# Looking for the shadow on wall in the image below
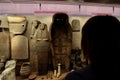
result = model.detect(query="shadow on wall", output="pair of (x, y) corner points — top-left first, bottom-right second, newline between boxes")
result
(84, 0), (120, 4)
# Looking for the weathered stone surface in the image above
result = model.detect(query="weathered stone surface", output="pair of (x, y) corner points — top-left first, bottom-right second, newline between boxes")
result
(8, 21), (27, 35)
(11, 35), (28, 59)
(7, 16), (27, 34)
(0, 32), (10, 59)
(30, 40), (50, 75)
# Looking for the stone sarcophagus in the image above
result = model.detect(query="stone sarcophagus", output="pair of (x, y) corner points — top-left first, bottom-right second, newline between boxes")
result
(30, 20), (50, 75)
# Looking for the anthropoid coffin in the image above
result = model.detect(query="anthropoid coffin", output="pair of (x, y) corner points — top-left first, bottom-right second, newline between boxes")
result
(7, 16), (27, 34)
(0, 31), (10, 59)
(50, 13), (72, 71)
(30, 40), (50, 75)
(11, 35), (28, 59)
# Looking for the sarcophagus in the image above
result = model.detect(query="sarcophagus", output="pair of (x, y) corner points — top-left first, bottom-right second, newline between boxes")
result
(50, 13), (72, 71)
(30, 21), (50, 75)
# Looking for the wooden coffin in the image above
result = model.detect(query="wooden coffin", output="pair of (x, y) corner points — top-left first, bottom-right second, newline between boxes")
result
(50, 13), (72, 71)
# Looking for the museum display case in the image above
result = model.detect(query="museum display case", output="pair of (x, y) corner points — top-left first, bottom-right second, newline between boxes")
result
(0, 1), (120, 80)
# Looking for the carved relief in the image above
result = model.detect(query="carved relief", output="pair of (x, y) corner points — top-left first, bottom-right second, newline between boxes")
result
(71, 19), (80, 31)
(30, 20), (50, 74)
(30, 20), (41, 39)
(7, 16), (27, 34)
(34, 23), (49, 41)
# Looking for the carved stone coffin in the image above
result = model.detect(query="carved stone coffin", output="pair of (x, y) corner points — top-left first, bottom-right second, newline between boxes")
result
(0, 32), (10, 59)
(11, 35), (28, 59)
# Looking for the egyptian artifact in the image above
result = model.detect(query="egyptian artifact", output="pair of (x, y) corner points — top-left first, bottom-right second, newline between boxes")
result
(50, 13), (72, 72)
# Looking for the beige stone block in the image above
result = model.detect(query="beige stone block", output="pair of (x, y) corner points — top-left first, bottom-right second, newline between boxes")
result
(11, 35), (28, 59)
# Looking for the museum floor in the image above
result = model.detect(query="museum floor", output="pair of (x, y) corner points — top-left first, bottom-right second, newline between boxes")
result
(16, 72), (69, 80)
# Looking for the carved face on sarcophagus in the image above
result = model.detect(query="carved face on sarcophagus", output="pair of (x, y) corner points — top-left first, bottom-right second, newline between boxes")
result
(30, 20), (41, 39)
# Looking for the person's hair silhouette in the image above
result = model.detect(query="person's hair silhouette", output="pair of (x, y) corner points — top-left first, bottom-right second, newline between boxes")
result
(65, 16), (120, 80)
